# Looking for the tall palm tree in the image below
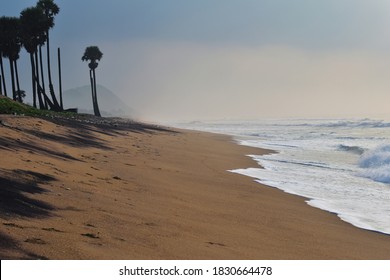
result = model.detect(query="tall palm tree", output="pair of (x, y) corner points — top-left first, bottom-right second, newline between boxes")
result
(37, 0), (61, 109)
(20, 6), (54, 109)
(82, 46), (103, 117)
(0, 17), (21, 101)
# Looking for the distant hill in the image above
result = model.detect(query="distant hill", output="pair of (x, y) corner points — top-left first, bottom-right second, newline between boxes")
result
(62, 85), (133, 117)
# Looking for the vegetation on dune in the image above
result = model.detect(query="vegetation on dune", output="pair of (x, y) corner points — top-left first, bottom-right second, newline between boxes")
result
(0, 95), (48, 116)
(0, 95), (74, 118)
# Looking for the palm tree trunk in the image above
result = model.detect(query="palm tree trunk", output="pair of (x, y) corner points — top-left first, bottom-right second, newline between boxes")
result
(58, 47), (63, 110)
(14, 60), (21, 102)
(36, 80), (55, 109)
(39, 46), (47, 107)
(46, 31), (53, 92)
(0, 55), (7, 97)
(30, 53), (37, 108)
(92, 69), (101, 117)
(34, 52), (45, 109)
(44, 39), (61, 110)
(45, 31), (61, 110)
(9, 59), (16, 101)
(89, 70), (97, 116)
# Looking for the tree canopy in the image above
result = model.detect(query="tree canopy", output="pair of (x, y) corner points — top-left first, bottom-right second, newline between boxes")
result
(19, 7), (48, 54)
(37, 0), (60, 29)
(0, 17), (21, 61)
(82, 46), (103, 70)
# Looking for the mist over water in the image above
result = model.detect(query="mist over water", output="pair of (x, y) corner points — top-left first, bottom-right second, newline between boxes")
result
(175, 119), (390, 234)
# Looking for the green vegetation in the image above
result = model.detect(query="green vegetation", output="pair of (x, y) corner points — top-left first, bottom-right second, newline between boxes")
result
(0, 96), (74, 118)
(0, 96), (46, 116)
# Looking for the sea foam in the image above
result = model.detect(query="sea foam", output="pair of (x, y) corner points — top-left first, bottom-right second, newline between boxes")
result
(173, 119), (390, 234)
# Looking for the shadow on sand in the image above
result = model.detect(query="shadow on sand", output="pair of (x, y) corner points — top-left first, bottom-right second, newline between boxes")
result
(45, 115), (177, 136)
(0, 169), (56, 259)
(0, 115), (178, 259)
(0, 115), (177, 160)
(0, 169), (56, 219)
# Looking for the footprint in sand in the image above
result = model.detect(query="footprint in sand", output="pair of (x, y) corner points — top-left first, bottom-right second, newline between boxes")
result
(3, 222), (24, 229)
(41, 227), (64, 233)
(84, 223), (96, 228)
(25, 238), (46, 245)
(81, 233), (100, 239)
(206, 241), (226, 247)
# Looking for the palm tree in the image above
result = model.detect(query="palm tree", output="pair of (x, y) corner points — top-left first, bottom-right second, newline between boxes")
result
(0, 17), (21, 101)
(82, 46), (103, 117)
(20, 6), (53, 109)
(37, 0), (61, 109)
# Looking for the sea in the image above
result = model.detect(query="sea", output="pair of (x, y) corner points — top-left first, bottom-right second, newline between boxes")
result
(174, 119), (390, 235)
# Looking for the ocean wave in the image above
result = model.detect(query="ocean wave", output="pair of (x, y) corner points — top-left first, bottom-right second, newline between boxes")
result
(318, 120), (390, 128)
(358, 144), (390, 184)
(278, 119), (390, 129)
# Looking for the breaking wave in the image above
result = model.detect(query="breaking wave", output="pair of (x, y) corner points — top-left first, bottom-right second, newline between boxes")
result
(318, 120), (390, 128)
(281, 119), (390, 129)
(359, 145), (390, 184)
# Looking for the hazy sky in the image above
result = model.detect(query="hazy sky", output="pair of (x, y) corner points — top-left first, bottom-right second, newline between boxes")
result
(3, 0), (390, 121)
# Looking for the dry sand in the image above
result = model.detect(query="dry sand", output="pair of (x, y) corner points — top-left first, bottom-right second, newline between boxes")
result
(1, 114), (390, 260)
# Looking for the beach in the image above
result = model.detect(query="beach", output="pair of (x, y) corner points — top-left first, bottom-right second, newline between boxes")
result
(1, 115), (390, 260)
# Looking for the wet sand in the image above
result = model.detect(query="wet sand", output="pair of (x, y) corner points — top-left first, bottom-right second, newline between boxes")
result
(1, 114), (390, 259)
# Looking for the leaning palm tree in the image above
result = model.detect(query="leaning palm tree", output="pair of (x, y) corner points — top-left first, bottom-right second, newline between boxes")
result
(82, 46), (103, 117)
(37, 0), (61, 109)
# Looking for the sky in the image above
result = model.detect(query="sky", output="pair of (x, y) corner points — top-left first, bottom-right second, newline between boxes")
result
(3, 0), (390, 121)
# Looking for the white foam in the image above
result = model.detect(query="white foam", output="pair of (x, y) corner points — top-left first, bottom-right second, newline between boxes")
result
(174, 119), (390, 235)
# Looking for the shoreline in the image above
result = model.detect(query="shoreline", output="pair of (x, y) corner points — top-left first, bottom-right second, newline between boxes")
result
(1, 115), (390, 259)
(229, 134), (390, 237)
(229, 144), (390, 237)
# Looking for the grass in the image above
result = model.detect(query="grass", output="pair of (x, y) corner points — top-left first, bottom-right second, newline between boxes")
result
(0, 96), (76, 118)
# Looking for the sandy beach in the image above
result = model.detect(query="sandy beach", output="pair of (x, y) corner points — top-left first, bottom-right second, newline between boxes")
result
(1, 114), (390, 260)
